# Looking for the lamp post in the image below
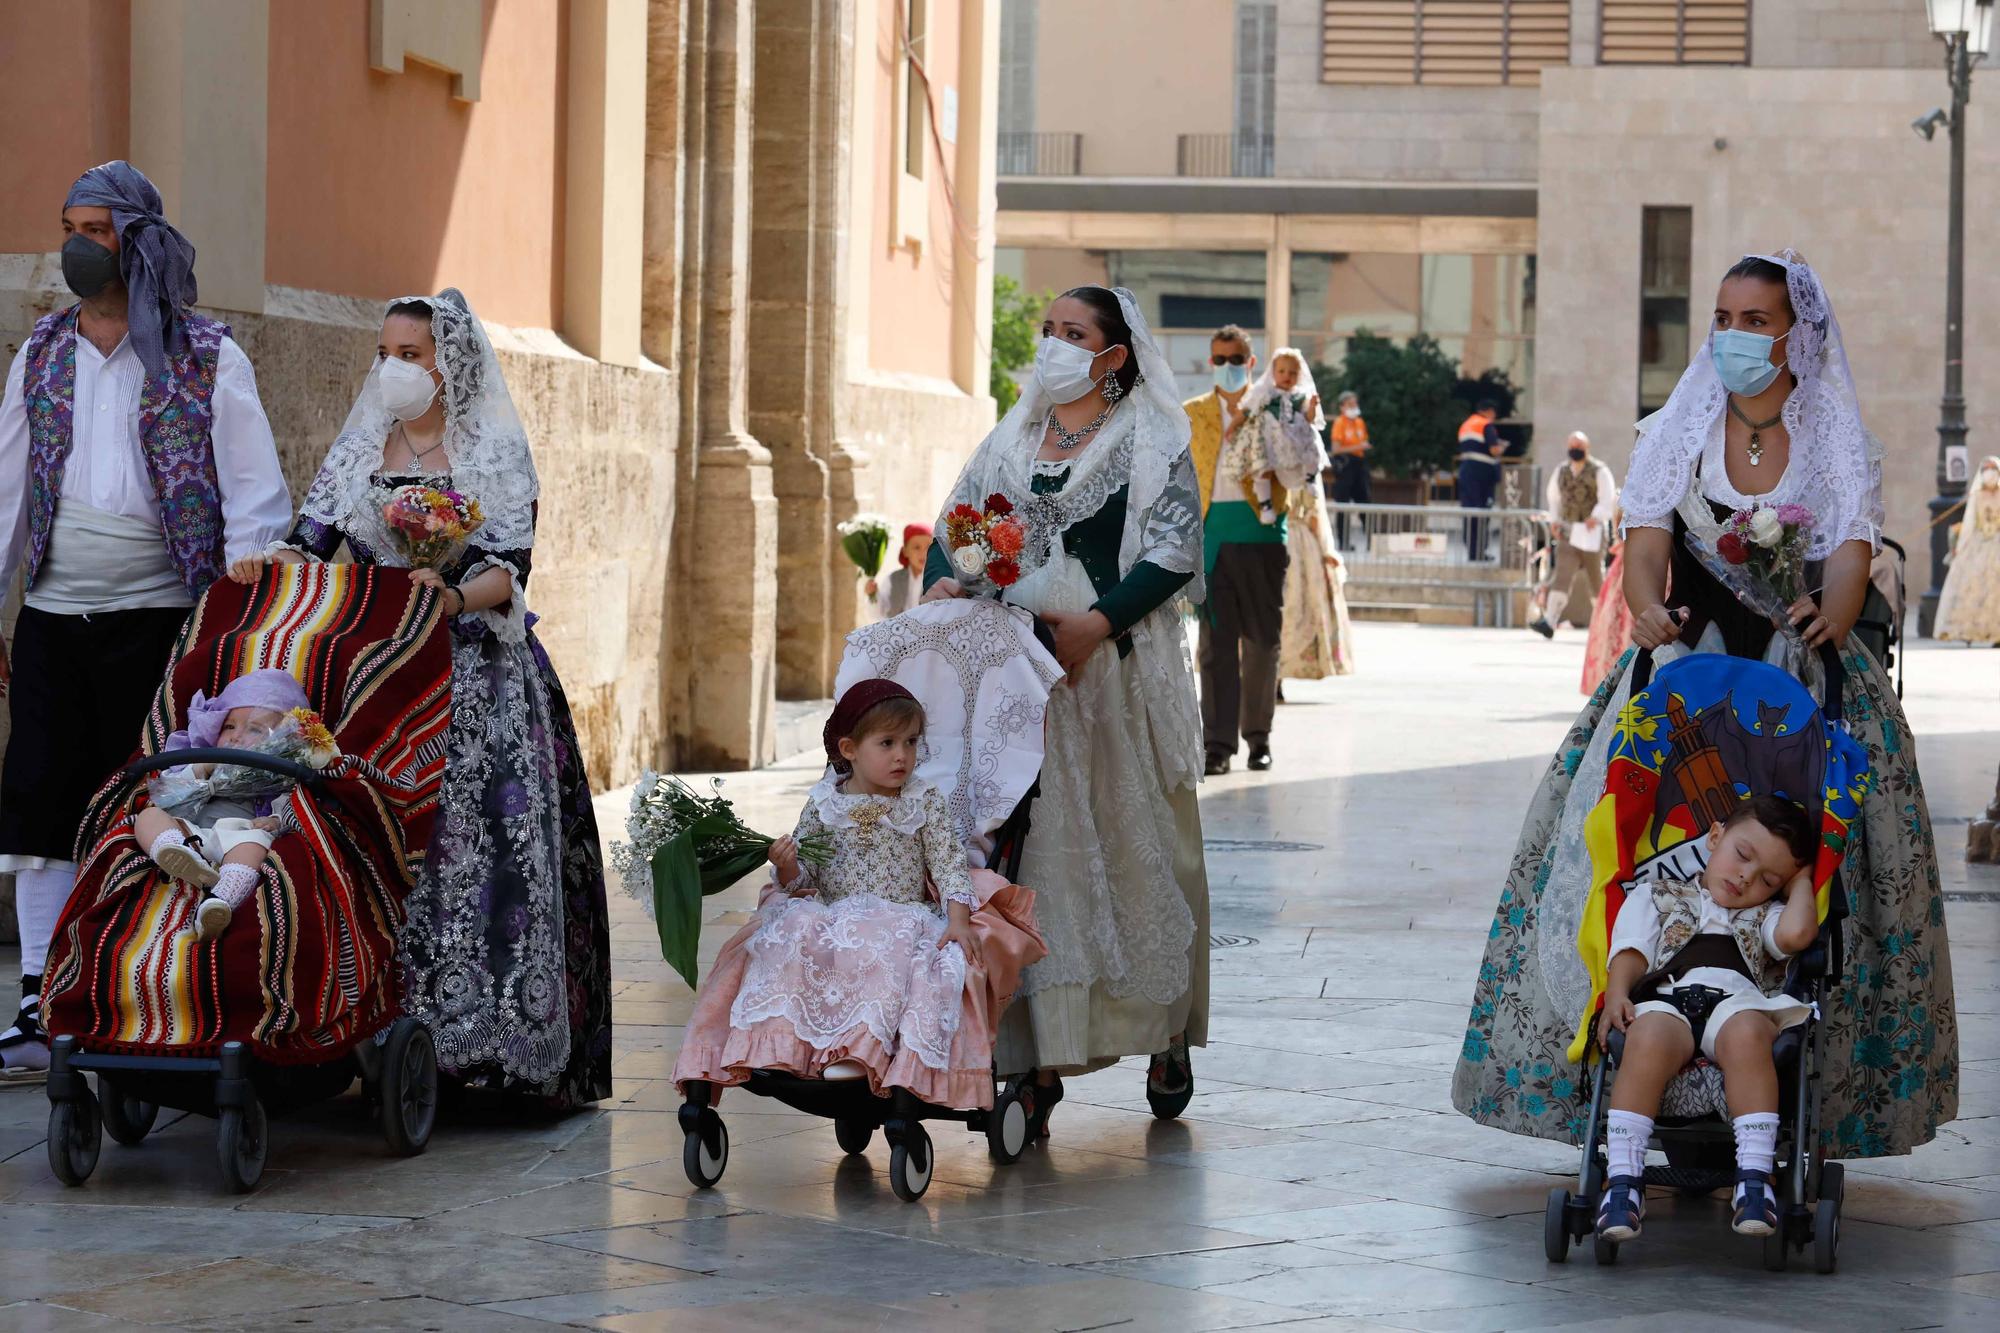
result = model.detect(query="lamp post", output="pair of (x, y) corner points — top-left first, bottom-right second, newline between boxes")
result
(1918, 0), (1993, 637)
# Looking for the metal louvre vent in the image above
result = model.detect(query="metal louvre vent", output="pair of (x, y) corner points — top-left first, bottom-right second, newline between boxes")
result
(1321, 0), (1571, 87)
(1600, 0), (1752, 66)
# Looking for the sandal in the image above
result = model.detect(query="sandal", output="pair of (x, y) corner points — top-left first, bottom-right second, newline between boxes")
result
(1731, 1168), (1779, 1237)
(1596, 1174), (1645, 1242)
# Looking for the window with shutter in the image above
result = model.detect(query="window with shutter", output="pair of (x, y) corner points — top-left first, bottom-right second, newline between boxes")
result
(1600, 1), (1751, 66)
(1321, 0), (1571, 87)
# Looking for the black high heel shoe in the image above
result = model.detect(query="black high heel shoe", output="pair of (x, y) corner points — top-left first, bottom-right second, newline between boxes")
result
(1147, 1035), (1194, 1120)
(1025, 1073), (1065, 1140)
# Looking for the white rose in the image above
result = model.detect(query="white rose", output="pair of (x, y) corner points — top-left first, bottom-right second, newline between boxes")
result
(950, 543), (986, 577)
(1749, 507), (1784, 548)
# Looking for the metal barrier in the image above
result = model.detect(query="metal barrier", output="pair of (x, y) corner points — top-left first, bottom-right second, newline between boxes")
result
(1326, 501), (1551, 628)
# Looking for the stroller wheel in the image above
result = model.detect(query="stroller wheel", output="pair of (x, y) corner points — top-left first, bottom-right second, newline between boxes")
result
(1761, 1223), (1789, 1272)
(1543, 1187), (1573, 1263)
(1592, 1231), (1619, 1266)
(987, 1084), (1030, 1164)
(378, 1018), (438, 1156)
(683, 1107), (728, 1189)
(833, 1118), (873, 1156)
(888, 1122), (933, 1202)
(216, 1098), (268, 1194)
(97, 1076), (159, 1147)
(1812, 1196), (1841, 1274)
(1818, 1160), (1845, 1205)
(47, 1087), (102, 1186)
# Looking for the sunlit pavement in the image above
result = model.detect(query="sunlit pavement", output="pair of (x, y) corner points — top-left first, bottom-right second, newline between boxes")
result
(2, 622), (1995, 1330)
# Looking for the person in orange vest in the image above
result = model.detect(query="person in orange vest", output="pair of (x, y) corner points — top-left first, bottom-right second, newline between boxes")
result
(1456, 399), (1504, 561)
(1328, 390), (1370, 551)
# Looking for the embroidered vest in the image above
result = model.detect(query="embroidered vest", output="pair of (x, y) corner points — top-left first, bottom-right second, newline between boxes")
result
(21, 306), (231, 599)
(1557, 464), (1600, 525)
(1649, 879), (1787, 996)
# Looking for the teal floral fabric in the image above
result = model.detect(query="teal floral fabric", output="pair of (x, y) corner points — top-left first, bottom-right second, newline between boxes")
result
(1451, 645), (1958, 1157)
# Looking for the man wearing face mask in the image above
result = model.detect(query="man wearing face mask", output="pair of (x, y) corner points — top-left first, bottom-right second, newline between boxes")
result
(0, 161), (289, 1078)
(1185, 324), (1286, 776)
(1528, 431), (1619, 640)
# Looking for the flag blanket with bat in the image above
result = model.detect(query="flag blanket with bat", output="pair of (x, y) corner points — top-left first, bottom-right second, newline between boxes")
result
(1566, 654), (1871, 1062)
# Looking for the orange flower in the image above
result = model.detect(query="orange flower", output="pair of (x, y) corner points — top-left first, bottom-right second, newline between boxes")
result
(987, 517), (1025, 557)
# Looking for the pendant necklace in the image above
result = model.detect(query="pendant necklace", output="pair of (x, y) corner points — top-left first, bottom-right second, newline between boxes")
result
(1047, 403), (1112, 452)
(1726, 399), (1781, 467)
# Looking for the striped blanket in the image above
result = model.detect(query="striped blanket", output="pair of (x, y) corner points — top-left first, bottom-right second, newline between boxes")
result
(43, 565), (451, 1064)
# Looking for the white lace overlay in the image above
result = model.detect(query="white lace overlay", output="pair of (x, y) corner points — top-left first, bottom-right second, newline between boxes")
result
(1621, 250), (1883, 557)
(1006, 557), (1196, 1003)
(297, 287), (541, 565)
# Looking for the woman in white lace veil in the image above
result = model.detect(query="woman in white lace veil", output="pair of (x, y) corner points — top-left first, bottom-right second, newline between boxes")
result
(922, 284), (1210, 1129)
(1452, 251), (1957, 1161)
(248, 289), (613, 1109)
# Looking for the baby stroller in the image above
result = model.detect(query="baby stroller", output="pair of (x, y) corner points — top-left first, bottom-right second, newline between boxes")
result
(40, 565), (452, 1193)
(678, 597), (1058, 1202)
(1849, 537), (1906, 697)
(1543, 650), (1870, 1273)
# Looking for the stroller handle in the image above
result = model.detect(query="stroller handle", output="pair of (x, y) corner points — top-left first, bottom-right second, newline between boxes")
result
(119, 748), (326, 788)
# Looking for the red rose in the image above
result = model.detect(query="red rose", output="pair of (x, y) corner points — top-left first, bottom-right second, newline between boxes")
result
(1716, 533), (1750, 565)
(950, 504), (982, 522)
(987, 556), (1021, 587)
(985, 493), (1015, 516)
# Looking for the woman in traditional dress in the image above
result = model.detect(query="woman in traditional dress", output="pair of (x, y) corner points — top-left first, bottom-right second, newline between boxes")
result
(922, 285), (1209, 1130)
(1934, 456), (2000, 644)
(245, 289), (612, 1108)
(1453, 251), (1957, 1160)
(1579, 508), (1635, 694)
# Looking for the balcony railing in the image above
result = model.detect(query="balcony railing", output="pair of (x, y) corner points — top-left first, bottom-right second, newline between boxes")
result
(997, 131), (1082, 176)
(1176, 132), (1274, 178)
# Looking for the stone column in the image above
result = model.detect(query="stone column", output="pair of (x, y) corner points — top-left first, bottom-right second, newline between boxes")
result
(751, 0), (833, 701)
(813, 1), (867, 676)
(1265, 215), (1292, 352)
(949, 0), (999, 400)
(679, 0), (778, 770)
(128, 0), (268, 316)
(564, 0), (648, 367)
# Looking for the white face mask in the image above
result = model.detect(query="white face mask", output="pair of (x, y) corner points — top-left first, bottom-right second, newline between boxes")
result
(1032, 336), (1112, 405)
(377, 357), (441, 422)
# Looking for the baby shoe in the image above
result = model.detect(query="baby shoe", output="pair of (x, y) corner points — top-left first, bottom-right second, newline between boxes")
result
(151, 828), (220, 889)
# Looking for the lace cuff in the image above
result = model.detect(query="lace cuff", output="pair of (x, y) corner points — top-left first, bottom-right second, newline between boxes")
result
(263, 539), (320, 563)
(459, 555), (532, 644)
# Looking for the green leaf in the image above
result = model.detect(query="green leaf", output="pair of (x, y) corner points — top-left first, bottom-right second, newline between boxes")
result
(650, 832), (705, 989)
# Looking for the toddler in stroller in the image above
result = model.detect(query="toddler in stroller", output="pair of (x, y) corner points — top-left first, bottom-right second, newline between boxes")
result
(1544, 652), (1872, 1273)
(674, 597), (1055, 1201)
(132, 668), (325, 939)
(40, 564), (453, 1192)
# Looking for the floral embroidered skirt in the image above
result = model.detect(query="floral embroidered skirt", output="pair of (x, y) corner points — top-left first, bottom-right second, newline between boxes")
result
(1452, 643), (1959, 1157)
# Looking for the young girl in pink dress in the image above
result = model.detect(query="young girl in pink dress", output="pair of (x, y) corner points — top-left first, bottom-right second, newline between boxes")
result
(673, 680), (1039, 1110)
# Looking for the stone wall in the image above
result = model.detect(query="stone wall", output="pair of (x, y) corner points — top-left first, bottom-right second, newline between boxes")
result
(1533, 66), (1999, 564)
(1751, 0), (1937, 69)
(0, 264), (680, 794)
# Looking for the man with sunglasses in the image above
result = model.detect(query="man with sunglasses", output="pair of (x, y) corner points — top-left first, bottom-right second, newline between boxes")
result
(1185, 324), (1287, 776)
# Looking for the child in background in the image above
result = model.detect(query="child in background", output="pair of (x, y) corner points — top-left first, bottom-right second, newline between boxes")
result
(869, 524), (933, 619)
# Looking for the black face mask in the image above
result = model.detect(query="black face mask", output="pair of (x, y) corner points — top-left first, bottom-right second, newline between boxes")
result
(1567, 447), (1587, 462)
(61, 234), (121, 300)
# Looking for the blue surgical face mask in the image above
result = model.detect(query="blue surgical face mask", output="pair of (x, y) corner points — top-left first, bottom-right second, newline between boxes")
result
(1710, 327), (1790, 397)
(1213, 362), (1249, 393)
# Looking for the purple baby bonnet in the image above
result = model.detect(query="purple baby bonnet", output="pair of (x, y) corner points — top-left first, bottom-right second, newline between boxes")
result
(168, 669), (311, 751)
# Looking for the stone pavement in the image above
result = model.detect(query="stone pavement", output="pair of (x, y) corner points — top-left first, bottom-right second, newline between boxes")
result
(1, 623), (1995, 1331)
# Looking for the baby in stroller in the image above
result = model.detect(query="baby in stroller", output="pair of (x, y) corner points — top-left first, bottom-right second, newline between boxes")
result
(131, 668), (325, 939)
(674, 679), (1002, 1106)
(1594, 795), (1821, 1244)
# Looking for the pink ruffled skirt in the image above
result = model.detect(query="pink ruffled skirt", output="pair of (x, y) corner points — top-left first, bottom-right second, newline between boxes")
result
(672, 869), (1044, 1110)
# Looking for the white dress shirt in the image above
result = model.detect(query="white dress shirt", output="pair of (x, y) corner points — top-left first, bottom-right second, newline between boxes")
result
(0, 327), (293, 602)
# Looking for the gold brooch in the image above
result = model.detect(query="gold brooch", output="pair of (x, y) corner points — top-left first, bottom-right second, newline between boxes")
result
(851, 803), (888, 831)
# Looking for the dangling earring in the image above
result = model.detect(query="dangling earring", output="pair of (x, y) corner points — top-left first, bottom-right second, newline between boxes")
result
(1101, 372), (1125, 404)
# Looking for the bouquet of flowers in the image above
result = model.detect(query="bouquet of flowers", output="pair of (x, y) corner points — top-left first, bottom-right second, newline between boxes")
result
(381, 484), (484, 570)
(148, 708), (341, 812)
(943, 494), (1026, 590)
(1713, 503), (1814, 603)
(837, 513), (892, 581)
(611, 773), (834, 987)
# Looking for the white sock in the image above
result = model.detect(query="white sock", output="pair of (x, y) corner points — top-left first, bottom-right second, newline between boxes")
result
(148, 827), (189, 862)
(1606, 1109), (1654, 1180)
(1733, 1112), (1780, 1176)
(14, 864), (75, 977)
(213, 863), (261, 911)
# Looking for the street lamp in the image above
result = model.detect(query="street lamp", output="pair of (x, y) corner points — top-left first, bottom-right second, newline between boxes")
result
(1917, 0), (1993, 636)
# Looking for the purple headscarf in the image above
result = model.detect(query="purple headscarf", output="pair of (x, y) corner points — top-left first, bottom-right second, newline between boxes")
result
(167, 669), (310, 752)
(64, 161), (199, 380)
